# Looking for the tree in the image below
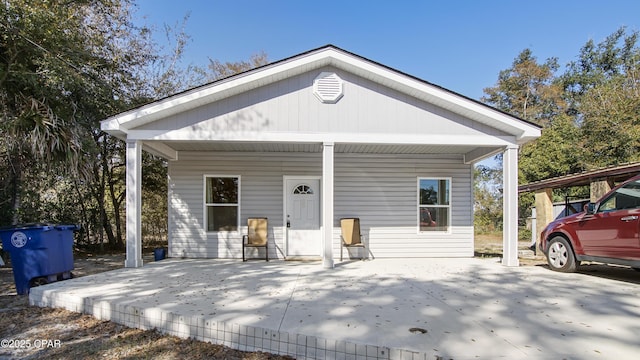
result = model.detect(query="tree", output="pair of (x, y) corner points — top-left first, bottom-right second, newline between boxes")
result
(1, 0), (271, 251)
(480, 49), (568, 222)
(483, 28), (640, 223)
(0, 0), (174, 248)
(1, 0), (86, 223)
(579, 64), (640, 167)
(561, 27), (640, 168)
(206, 52), (269, 82)
(474, 165), (503, 232)
(481, 47), (568, 197)
(482, 49), (564, 126)
(0, 0), (177, 251)
(561, 27), (639, 112)
(519, 114), (583, 183)
(517, 114), (587, 215)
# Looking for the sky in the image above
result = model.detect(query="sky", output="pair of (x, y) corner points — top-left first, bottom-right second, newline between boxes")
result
(133, 0), (640, 100)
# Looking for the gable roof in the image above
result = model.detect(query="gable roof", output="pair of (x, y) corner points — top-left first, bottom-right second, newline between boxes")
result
(101, 45), (540, 145)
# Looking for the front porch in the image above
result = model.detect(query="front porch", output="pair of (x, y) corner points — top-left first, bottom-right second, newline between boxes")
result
(102, 45), (540, 269)
(28, 258), (640, 359)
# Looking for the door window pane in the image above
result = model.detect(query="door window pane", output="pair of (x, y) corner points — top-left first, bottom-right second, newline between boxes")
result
(293, 184), (314, 194)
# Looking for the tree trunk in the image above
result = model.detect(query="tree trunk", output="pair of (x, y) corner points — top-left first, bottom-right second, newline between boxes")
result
(95, 139), (117, 250)
(9, 154), (22, 226)
(108, 179), (125, 250)
(73, 178), (92, 246)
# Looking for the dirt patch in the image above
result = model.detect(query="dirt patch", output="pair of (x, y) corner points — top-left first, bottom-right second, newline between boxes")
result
(0, 253), (293, 360)
(474, 233), (547, 266)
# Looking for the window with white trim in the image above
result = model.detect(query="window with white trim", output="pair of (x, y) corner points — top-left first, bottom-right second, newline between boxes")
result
(205, 176), (239, 232)
(418, 178), (450, 232)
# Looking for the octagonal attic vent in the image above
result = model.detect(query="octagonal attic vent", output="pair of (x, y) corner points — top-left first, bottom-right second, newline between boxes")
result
(313, 72), (344, 103)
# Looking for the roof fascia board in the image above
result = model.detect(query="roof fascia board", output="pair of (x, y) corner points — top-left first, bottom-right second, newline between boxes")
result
(126, 129), (516, 147)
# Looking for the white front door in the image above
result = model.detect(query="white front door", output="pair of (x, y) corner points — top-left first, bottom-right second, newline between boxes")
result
(285, 177), (321, 256)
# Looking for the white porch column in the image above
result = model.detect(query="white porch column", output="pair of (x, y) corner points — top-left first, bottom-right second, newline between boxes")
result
(502, 145), (519, 266)
(125, 139), (143, 268)
(322, 142), (335, 269)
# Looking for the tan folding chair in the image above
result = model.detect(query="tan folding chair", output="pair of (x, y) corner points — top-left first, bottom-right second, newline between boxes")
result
(340, 218), (366, 260)
(242, 218), (268, 261)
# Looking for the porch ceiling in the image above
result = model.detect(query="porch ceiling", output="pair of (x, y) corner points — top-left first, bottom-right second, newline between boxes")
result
(149, 140), (492, 155)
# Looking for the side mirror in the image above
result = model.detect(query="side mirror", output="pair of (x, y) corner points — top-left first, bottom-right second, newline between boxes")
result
(585, 202), (597, 214)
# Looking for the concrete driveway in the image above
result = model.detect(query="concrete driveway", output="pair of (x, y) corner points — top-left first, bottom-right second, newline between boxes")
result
(29, 258), (640, 359)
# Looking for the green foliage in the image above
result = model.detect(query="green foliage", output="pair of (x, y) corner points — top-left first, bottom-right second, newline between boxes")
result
(519, 115), (583, 183)
(578, 63), (640, 167)
(482, 49), (564, 125)
(0, 0), (159, 250)
(518, 227), (532, 242)
(474, 165), (503, 232)
(561, 28), (639, 103)
(0, 0), (268, 251)
(484, 27), (640, 183)
(560, 27), (640, 169)
(480, 27), (640, 228)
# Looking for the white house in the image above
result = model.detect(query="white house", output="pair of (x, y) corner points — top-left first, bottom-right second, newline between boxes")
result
(101, 45), (540, 268)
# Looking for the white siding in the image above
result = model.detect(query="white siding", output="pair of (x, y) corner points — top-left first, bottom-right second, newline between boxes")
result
(168, 152), (473, 259)
(169, 152), (321, 259)
(334, 153), (473, 258)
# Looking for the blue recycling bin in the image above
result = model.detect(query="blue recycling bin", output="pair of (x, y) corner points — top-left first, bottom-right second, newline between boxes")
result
(0, 224), (78, 295)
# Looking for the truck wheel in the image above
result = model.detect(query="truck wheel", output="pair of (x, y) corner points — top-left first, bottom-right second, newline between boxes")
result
(546, 237), (578, 273)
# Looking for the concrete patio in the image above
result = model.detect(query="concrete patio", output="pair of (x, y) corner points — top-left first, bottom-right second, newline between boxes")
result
(29, 258), (640, 359)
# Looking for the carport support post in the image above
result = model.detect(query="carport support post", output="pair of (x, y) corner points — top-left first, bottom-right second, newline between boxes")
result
(590, 178), (613, 202)
(125, 139), (143, 268)
(534, 188), (553, 247)
(502, 145), (519, 266)
(322, 142), (335, 269)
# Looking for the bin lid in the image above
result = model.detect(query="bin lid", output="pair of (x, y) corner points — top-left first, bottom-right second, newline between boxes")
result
(0, 223), (54, 232)
(0, 223), (80, 232)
